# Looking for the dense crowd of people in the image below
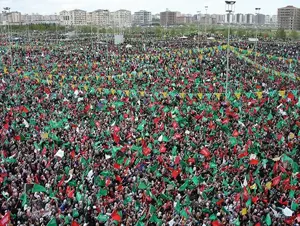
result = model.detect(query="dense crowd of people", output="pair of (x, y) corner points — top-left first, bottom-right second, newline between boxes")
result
(0, 38), (299, 226)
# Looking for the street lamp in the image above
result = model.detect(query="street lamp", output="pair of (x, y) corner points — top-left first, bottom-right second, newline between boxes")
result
(254, 7), (261, 64)
(225, 1), (236, 96)
(3, 7), (13, 67)
(205, 6), (208, 34)
(197, 11), (201, 45)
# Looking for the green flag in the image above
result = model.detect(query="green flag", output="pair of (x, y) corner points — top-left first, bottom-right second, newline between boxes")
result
(265, 213), (272, 226)
(97, 214), (109, 222)
(32, 184), (47, 193)
(47, 218), (57, 226)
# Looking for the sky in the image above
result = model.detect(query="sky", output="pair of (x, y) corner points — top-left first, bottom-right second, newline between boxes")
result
(0, 0), (299, 15)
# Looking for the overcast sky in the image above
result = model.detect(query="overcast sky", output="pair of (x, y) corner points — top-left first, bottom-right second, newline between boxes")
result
(1, 0), (298, 15)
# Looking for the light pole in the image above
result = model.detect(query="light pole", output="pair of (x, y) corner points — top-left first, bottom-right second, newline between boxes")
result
(205, 6), (208, 34)
(3, 7), (13, 67)
(225, 1), (236, 96)
(254, 7), (261, 64)
(197, 11), (201, 46)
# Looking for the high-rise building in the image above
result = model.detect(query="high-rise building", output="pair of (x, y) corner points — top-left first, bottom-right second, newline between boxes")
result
(245, 14), (254, 24)
(236, 13), (244, 24)
(110, 10), (131, 28)
(3, 11), (21, 25)
(59, 9), (87, 26)
(160, 10), (177, 26)
(92, 9), (110, 26)
(278, 5), (300, 30)
(133, 10), (152, 26)
(255, 13), (266, 25)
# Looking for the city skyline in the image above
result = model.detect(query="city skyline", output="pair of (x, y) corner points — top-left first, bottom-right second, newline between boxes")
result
(1, 0), (299, 15)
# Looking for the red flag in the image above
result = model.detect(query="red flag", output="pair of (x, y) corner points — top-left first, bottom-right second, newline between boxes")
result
(70, 150), (75, 159)
(252, 196), (259, 204)
(249, 159), (259, 165)
(71, 221), (80, 226)
(22, 106), (29, 113)
(111, 210), (121, 222)
(58, 175), (65, 187)
(143, 147), (151, 156)
(14, 135), (21, 141)
(243, 187), (249, 201)
(273, 161), (279, 173)
(232, 130), (239, 137)
(44, 87), (51, 94)
(0, 212), (10, 226)
(113, 163), (121, 170)
(84, 104), (90, 113)
(212, 220), (222, 226)
(171, 169), (180, 179)
(272, 176), (281, 186)
(174, 156), (180, 165)
(238, 151), (248, 159)
(200, 147), (210, 158)
(255, 223), (261, 226)
(113, 133), (120, 144)
(159, 144), (166, 153)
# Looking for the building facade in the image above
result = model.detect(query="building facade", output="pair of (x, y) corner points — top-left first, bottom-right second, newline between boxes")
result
(278, 5), (300, 30)
(3, 11), (22, 25)
(255, 13), (266, 25)
(236, 13), (244, 24)
(92, 9), (110, 26)
(110, 10), (131, 28)
(160, 11), (177, 26)
(133, 10), (152, 26)
(245, 14), (254, 24)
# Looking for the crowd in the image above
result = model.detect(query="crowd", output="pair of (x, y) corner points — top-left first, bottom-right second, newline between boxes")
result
(0, 39), (299, 226)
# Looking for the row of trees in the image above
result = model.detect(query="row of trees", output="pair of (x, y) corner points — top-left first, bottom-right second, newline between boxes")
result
(4, 24), (300, 41)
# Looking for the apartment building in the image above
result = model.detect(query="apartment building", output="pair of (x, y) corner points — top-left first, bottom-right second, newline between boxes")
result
(160, 10), (177, 26)
(133, 10), (152, 26)
(278, 5), (300, 30)
(110, 10), (131, 28)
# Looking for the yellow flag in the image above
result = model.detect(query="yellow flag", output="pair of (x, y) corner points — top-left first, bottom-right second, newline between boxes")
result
(84, 75), (88, 81)
(250, 184), (257, 190)
(71, 84), (75, 89)
(256, 92), (263, 99)
(140, 91), (145, 97)
(241, 208), (247, 216)
(235, 93), (241, 100)
(162, 92), (168, 98)
(84, 85), (88, 91)
(125, 90), (130, 96)
(279, 90), (285, 97)
(97, 88), (102, 93)
(197, 93), (203, 100)
(265, 182), (272, 190)
(108, 76), (112, 81)
(4, 67), (7, 74)
(48, 74), (52, 79)
(74, 76), (77, 81)
(111, 89), (116, 95)
(180, 93), (185, 99)
(36, 78), (40, 84)
(61, 75), (65, 80)
(96, 76), (99, 80)
(41, 133), (48, 139)
(215, 93), (221, 100)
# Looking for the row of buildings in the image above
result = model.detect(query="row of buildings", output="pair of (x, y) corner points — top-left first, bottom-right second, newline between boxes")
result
(0, 5), (299, 30)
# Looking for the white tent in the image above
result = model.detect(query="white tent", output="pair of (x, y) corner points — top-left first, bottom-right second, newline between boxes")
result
(248, 38), (259, 42)
(179, 36), (188, 39)
(126, 44), (133, 48)
(207, 37), (216, 40)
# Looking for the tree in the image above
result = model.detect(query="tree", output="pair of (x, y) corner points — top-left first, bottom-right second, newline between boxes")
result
(290, 30), (299, 40)
(236, 29), (246, 37)
(276, 28), (286, 40)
